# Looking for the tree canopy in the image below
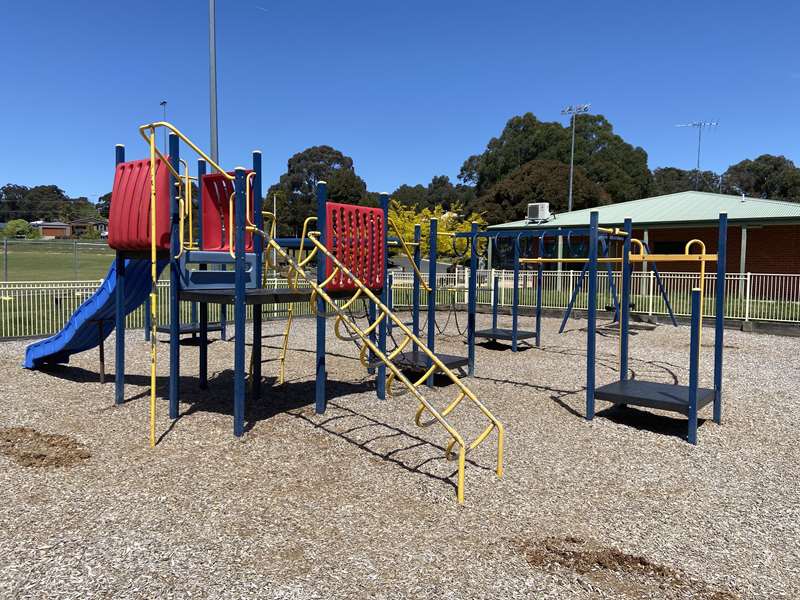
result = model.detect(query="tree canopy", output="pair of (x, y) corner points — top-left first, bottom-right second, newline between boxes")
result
(477, 160), (611, 223)
(721, 155), (800, 201)
(0, 184), (102, 223)
(459, 112), (651, 203)
(267, 145), (369, 236)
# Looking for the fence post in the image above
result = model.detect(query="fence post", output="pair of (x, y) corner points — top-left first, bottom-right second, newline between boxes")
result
(744, 272), (751, 322)
(3, 239), (7, 282)
(648, 270), (654, 316)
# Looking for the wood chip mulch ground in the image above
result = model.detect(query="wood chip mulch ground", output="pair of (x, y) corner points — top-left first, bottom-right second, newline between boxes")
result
(0, 312), (797, 599)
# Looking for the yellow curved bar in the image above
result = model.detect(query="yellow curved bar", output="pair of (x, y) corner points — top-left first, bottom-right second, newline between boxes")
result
(415, 390), (466, 428)
(138, 121), (231, 181)
(279, 307), (293, 385)
(389, 218), (430, 293)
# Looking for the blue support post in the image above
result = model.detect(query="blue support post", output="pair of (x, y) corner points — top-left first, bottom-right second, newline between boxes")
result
(426, 218), (438, 386)
(387, 272), (394, 335)
(536, 234), (544, 347)
(620, 218), (632, 382)
(491, 273), (499, 330)
(377, 192), (389, 399)
(586, 212), (599, 420)
(368, 300), (377, 375)
(688, 288), (701, 444)
(713, 213), (728, 424)
(144, 298), (151, 341)
(168, 133), (181, 420)
(252, 151), (263, 400)
(511, 236), (520, 352)
(315, 182), (328, 414)
(114, 144), (126, 404)
(233, 168), (247, 436)
(197, 159), (208, 389)
(467, 222), (478, 375)
(412, 224), (421, 353)
(559, 262), (588, 334)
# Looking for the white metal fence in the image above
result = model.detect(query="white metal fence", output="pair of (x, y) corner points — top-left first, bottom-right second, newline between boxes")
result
(1, 270), (799, 339)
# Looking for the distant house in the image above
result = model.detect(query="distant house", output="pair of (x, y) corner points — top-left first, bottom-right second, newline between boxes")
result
(69, 217), (108, 238)
(30, 221), (71, 239)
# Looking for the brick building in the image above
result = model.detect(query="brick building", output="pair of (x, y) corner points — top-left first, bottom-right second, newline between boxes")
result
(488, 191), (800, 274)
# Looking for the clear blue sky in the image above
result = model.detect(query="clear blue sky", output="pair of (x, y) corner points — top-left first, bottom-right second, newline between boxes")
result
(2, 0), (798, 203)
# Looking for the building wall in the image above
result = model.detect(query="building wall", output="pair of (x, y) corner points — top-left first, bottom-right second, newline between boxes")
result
(637, 224), (800, 274)
(40, 227), (71, 239)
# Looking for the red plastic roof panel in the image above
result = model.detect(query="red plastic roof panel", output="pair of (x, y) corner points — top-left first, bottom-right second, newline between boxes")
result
(200, 172), (254, 252)
(108, 158), (171, 251)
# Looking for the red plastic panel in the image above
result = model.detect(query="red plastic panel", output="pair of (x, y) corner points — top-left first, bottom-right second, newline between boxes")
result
(325, 202), (385, 292)
(200, 172), (254, 252)
(108, 158), (171, 251)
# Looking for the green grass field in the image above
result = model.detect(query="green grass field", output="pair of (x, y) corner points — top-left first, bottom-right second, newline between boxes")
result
(1, 242), (115, 281)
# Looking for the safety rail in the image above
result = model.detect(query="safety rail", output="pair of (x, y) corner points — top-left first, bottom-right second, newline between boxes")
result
(262, 231), (504, 504)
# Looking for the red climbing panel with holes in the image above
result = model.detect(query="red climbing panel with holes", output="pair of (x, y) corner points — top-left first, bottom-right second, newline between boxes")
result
(200, 172), (255, 252)
(325, 202), (385, 292)
(108, 158), (172, 251)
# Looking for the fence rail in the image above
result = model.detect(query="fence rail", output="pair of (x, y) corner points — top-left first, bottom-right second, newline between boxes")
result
(1, 270), (799, 339)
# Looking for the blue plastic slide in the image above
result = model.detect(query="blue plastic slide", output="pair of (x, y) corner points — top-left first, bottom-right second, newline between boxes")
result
(24, 258), (167, 369)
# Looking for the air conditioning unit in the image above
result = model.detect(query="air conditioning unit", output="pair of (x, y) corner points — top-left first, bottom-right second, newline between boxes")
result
(526, 202), (550, 222)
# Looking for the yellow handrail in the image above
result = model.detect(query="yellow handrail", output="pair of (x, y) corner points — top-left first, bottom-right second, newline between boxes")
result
(138, 122), (232, 181)
(147, 131), (158, 448)
(259, 231), (504, 503)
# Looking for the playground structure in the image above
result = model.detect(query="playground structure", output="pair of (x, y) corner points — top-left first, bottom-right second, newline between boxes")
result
(21, 120), (729, 513)
(23, 122), (503, 504)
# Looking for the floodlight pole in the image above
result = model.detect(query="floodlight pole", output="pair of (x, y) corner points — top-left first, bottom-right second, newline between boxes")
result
(561, 103), (591, 213)
(160, 100), (167, 152)
(209, 0), (219, 163)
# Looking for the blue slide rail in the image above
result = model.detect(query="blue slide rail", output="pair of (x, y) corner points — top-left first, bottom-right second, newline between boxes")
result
(24, 258), (166, 369)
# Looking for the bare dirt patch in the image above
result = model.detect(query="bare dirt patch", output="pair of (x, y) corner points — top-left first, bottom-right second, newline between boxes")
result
(515, 536), (738, 599)
(0, 427), (90, 468)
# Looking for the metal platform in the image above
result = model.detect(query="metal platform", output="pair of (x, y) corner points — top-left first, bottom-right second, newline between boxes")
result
(474, 327), (537, 341)
(595, 380), (715, 415)
(179, 287), (371, 305)
(156, 322), (222, 335)
(391, 350), (468, 373)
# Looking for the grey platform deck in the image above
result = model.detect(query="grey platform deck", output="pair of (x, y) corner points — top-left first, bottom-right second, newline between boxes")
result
(595, 380), (715, 415)
(474, 327), (537, 341)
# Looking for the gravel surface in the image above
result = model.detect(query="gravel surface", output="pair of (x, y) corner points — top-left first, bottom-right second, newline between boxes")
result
(0, 312), (798, 599)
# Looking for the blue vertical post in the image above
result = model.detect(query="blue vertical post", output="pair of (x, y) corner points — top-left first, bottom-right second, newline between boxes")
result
(491, 273), (499, 330)
(114, 144), (126, 404)
(688, 288), (701, 444)
(412, 224), (421, 353)
(376, 192), (389, 399)
(368, 298), (377, 375)
(467, 222), (478, 375)
(511, 235), (520, 351)
(198, 159), (208, 389)
(620, 218), (632, 382)
(315, 182), (328, 414)
(426, 218), (438, 386)
(144, 299), (151, 341)
(586, 212), (599, 420)
(536, 234), (544, 347)
(713, 213), (728, 424)
(252, 151), (263, 400)
(168, 133), (181, 420)
(233, 167), (247, 436)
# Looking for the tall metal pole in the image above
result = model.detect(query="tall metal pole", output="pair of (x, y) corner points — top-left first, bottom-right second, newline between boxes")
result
(209, 0), (219, 163)
(160, 100), (167, 152)
(568, 113), (576, 213)
(561, 104), (590, 213)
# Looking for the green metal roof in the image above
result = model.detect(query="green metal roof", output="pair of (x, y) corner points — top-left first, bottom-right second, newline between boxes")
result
(488, 191), (800, 230)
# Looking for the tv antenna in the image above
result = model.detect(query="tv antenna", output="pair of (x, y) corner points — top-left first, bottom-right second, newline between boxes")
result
(675, 120), (718, 189)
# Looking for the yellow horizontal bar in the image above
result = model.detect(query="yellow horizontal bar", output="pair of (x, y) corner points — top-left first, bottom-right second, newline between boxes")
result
(520, 257), (623, 264)
(629, 254), (717, 263)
